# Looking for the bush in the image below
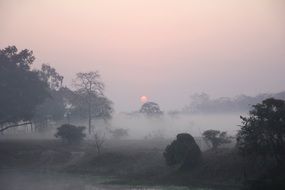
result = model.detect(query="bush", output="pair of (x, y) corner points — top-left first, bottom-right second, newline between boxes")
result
(237, 98), (285, 165)
(237, 98), (285, 189)
(163, 133), (202, 170)
(55, 124), (86, 144)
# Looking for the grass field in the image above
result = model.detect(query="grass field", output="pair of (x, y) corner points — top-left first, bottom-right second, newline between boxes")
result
(0, 138), (247, 190)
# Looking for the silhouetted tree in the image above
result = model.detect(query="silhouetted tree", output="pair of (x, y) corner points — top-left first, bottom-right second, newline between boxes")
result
(140, 102), (163, 117)
(55, 124), (86, 144)
(33, 65), (69, 131)
(72, 72), (112, 134)
(237, 98), (285, 165)
(0, 46), (49, 132)
(164, 133), (202, 170)
(202, 129), (231, 150)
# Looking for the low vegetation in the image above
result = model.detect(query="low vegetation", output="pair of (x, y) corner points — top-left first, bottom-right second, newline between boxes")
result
(55, 124), (86, 144)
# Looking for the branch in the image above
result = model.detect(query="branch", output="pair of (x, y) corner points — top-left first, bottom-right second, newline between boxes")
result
(0, 122), (32, 133)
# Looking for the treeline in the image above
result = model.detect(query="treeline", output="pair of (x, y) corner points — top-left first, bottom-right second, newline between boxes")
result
(182, 92), (285, 114)
(0, 46), (113, 134)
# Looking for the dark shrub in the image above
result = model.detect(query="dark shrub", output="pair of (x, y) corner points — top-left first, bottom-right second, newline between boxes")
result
(163, 133), (202, 170)
(55, 124), (86, 144)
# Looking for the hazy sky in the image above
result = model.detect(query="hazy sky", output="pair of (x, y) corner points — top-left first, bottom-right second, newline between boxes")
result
(1, 0), (285, 112)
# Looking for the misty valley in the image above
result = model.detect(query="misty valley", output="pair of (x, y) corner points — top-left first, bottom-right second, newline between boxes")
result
(1, 1), (285, 189)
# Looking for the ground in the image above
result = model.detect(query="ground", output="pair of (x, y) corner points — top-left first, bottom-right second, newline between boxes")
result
(0, 139), (247, 189)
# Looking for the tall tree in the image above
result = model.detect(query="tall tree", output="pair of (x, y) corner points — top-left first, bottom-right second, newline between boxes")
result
(33, 64), (68, 131)
(0, 46), (49, 132)
(72, 71), (112, 134)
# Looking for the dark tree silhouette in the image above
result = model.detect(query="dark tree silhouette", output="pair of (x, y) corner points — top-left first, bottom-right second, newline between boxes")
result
(72, 71), (112, 134)
(33, 65), (69, 131)
(0, 46), (49, 132)
(140, 102), (163, 117)
(237, 98), (285, 165)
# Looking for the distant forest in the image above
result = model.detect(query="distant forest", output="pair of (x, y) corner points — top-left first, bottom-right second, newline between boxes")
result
(182, 91), (285, 114)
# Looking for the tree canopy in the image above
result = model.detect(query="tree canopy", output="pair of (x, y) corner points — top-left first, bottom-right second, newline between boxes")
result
(0, 46), (49, 129)
(37, 64), (64, 90)
(33, 65), (69, 131)
(140, 102), (163, 117)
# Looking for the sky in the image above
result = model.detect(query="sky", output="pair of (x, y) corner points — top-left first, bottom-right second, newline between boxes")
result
(1, 0), (285, 112)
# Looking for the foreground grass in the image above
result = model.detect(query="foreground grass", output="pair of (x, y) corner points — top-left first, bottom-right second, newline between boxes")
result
(0, 139), (246, 189)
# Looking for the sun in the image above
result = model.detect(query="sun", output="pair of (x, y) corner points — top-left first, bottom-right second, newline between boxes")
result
(140, 95), (148, 104)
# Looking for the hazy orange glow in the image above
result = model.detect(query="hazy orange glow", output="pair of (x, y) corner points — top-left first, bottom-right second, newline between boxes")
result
(140, 96), (149, 104)
(1, 0), (285, 111)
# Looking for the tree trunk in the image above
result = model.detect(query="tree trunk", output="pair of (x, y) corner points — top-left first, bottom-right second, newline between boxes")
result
(88, 102), (92, 134)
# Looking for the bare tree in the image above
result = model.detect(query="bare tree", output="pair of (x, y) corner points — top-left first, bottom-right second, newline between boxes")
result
(94, 132), (105, 155)
(73, 72), (104, 134)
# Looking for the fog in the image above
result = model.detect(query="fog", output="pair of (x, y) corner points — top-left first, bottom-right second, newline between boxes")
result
(108, 113), (240, 139)
(1, 112), (242, 142)
(1, 0), (285, 189)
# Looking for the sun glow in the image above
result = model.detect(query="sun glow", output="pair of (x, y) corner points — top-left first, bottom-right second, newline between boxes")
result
(140, 96), (148, 104)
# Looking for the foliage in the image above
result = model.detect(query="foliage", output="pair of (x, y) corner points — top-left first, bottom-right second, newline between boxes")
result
(0, 46), (49, 128)
(163, 133), (202, 170)
(202, 129), (231, 150)
(237, 98), (285, 165)
(33, 88), (71, 131)
(55, 124), (86, 144)
(33, 65), (72, 131)
(140, 102), (163, 117)
(37, 64), (64, 90)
